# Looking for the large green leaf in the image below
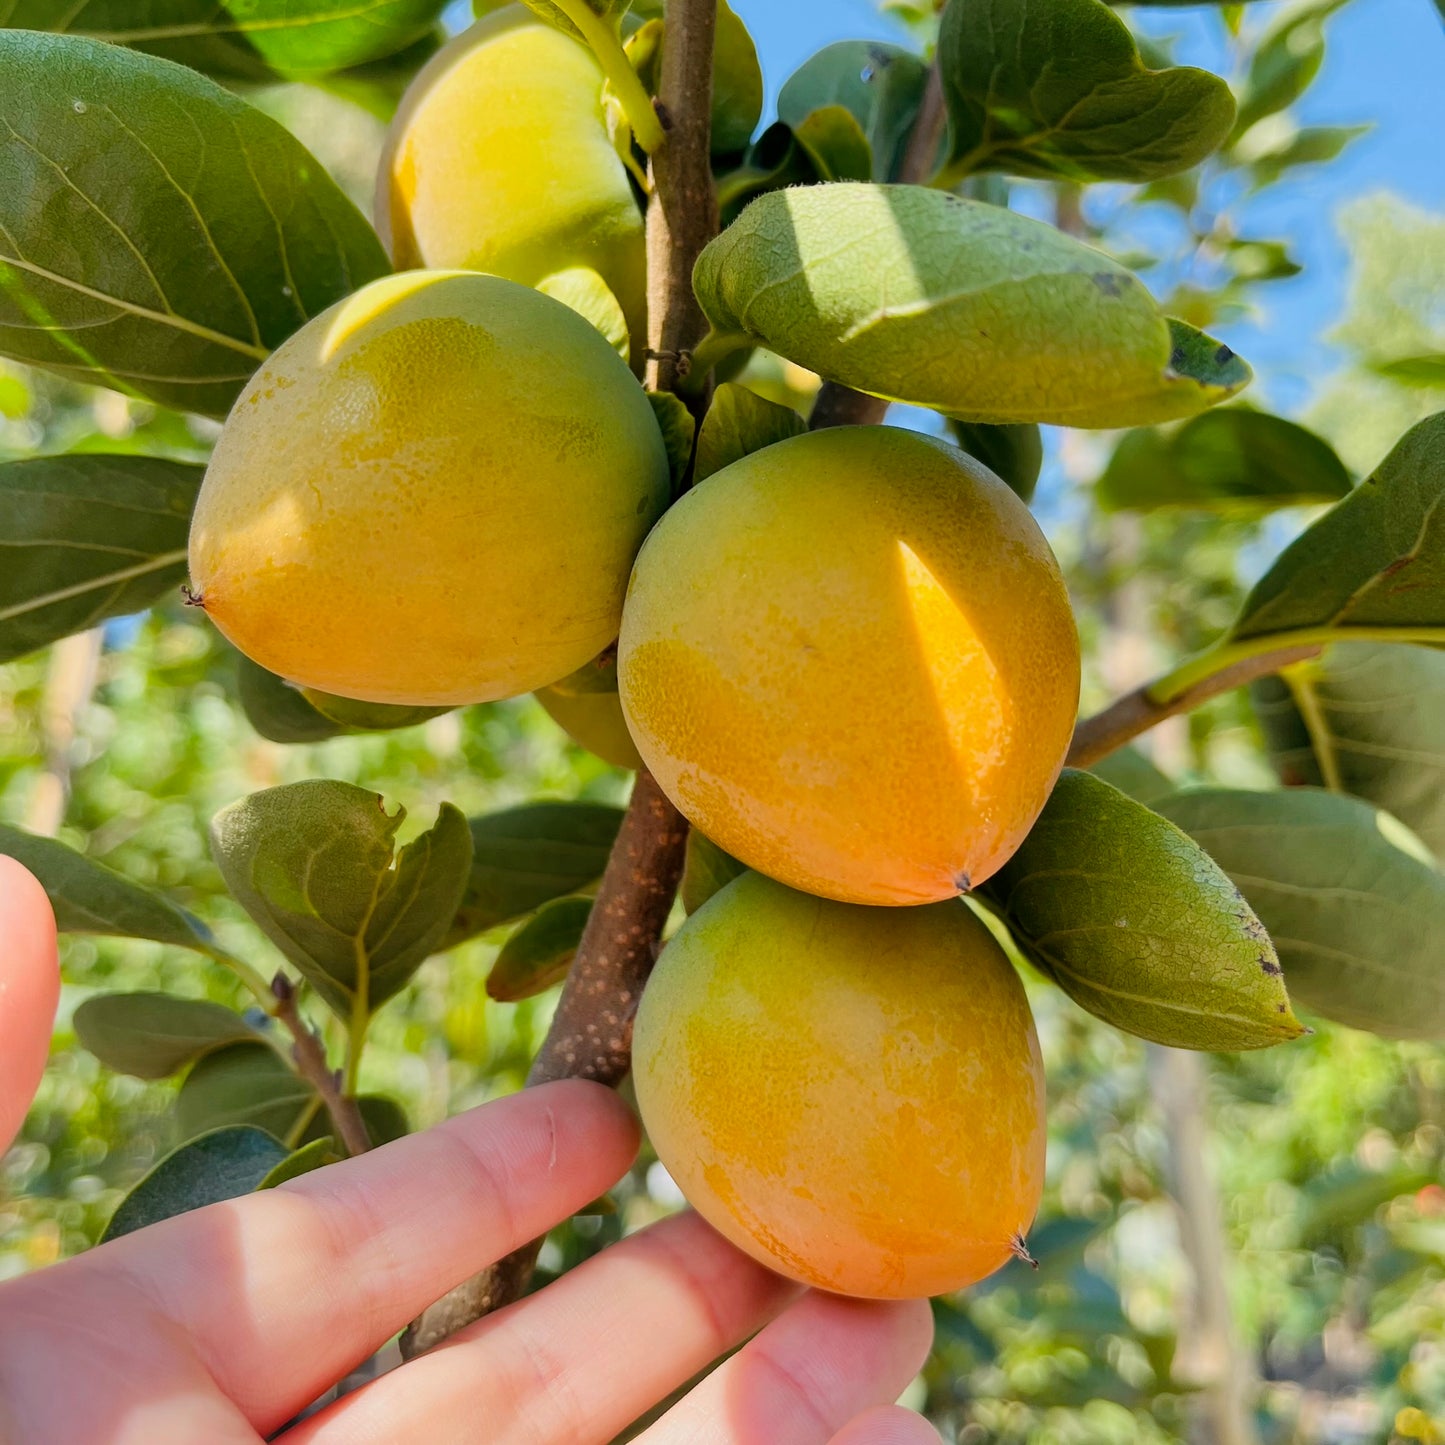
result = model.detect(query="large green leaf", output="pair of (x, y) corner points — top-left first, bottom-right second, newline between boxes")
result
(694, 382), (807, 484)
(100, 1125), (288, 1243)
(176, 1041), (319, 1142)
(0, 824), (216, 953)
(0, 33), (389, 417)
(1159, 787), (1445, 1040)
(235, 655), (346, 744)
(777, 41), (930, 182)
(981, 771), (1303, 1051)
(1096, 410), (1352, 512)
(443, 802), (624, 947)
(1252, 643), (1445, 860)
(1229, 410), (1444, 644)
(487, 895), (592, 1001)
(693, 184), (1251, 428)
(75, 991), (260, 1079)
(0, 454), (202, 664)
(210, 782), (473, 1019)
(936, 0), (1235, 184)
(948, 420), (1043, 504)
(3, 0), (448, 79)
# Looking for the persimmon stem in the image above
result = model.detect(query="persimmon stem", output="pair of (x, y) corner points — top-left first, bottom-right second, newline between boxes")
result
(550, 0), (668, 154)
(402, 0), (716, 1359)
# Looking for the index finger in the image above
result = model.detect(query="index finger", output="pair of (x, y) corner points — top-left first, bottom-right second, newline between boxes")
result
(91, 1078), (639, 1435)
(0, 857), (61, 1151)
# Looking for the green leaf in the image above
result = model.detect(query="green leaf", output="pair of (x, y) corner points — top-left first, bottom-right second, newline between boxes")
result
(1086, 746), (1175, 806)
(646, 391), (697, 495)
(791, 106), (874, 184)
(937, 0), (1236, 183)
(694, 383), (807, 483)
(1299, 1161), (1440, 1245)
(297, 690), (454, 733)
(947, 421), (1044, 504)
(1230, 0), (1346, 140)
(693, 184), (1252, 428)
(350, 1093), (410, 1146)
(176, 1042), (318, 1143)
(0, 824), (216, 953)
(981, 770), (1303, 1051)
(680, 830), (746, 915)
(444, 802), (624, 947)
(537, 267), (630, 362)
(520, 0), (629, 44)
(101, 1125), (288, 1243)
(1096, 409), (1352, 512)
(714, 123), (821, 228)
(1252, 643), (1445, 860)
(1158, 787), (1445, 1040)
(1370, 354), (1445, 389)
(257, 1136), (341, 1188)
(1228, 410), (1445, 644)
(74, 992), (259, 1079)
(535, 685), (643, 770)
(0, 454), (202, 665)
(777, 41), (930, 183)
(1245, 123), (1368, 190)
(6, 0), (448, 78)
(0, 33), (389, 417)
(487, 895), (592, 1000)
(209, 783), (474, 1019)
(546, 650), (624, 698)
(1226, 238), (1303, 283)
(236, 656), (346, 744)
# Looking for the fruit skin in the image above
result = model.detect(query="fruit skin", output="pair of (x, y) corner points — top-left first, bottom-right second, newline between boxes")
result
(633, 871), (1046, 1299)
(535, 685), (644, 771)
(378, 7), (647, 355)
(618, 426), (1080, 906)
(189, 270), (669, 707)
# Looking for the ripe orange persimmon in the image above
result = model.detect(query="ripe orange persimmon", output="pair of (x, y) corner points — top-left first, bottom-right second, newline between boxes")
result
(633, 871), (1047, 1298)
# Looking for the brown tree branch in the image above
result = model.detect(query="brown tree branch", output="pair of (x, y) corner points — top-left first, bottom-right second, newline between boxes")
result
(270, 974), (373, 1159)
(895, 59), (946, 187)
(1066, 643), (1323, 769)
(402, 0), (716, 1359)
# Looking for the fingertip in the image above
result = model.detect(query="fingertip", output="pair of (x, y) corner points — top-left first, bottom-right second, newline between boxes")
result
(0, 856), (60, 1150)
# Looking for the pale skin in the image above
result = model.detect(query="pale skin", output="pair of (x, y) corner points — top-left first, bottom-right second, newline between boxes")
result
(0, 857), (939, 1444)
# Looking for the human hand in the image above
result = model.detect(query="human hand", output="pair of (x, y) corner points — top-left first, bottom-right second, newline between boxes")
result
(0, 861), (938, 1445)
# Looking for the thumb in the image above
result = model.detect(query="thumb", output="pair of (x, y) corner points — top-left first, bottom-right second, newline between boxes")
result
(0, 857), (61, 1150)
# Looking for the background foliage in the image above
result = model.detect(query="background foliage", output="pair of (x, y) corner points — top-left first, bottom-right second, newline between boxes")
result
(0, 0), (1442, 1441)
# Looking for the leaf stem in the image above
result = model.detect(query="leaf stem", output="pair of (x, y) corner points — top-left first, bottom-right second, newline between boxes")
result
(551, 0), (667, 154)
(270, 974), (373, 1158)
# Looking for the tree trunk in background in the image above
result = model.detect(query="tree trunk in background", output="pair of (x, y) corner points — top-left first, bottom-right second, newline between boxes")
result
(24, 629), (102, 837)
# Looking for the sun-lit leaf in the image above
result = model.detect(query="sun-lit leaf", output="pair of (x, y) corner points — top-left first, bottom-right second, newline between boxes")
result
(948, 421), (1044, 504)
(937, 0), (1236, 183)
(487, 895), (592, 1001)
(1228, 410), (1444, 643)
(694, 383), (807, 483)
(1096, 409), (1352, 512)
(0, 454), (202, 665)
(101, 1126), (288, 1242)
(0, 32), (389, 417)
(1370, 354), (1445, 388)
(1160, 787), (1445, 1040)
(646, 391), (697, 495)
(790, 106), (873, 183)
(0, 824), (216, 954)
(777, 40), (930, 183)
(680, 830), (746, 915)
(537, 267), (630, 361)
(4, 0), (448, 78)
(1252, 643), (1445, 860)
(981, 771), (1303, 1051)
(1246, 123), (1369, 190)
(176, 1041), (319, 1142)
(74, 992), (260, 1079)
(535, 686), (643, 770)
(694, 184), (1251, 427)
(443, 802), (624, 947)
(210, 782), (473, 1020)
(1230, 0), (1347, 141)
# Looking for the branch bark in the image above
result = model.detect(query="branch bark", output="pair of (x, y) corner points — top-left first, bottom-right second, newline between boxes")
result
(1066, 643), (1324, 769)
(894, 59), (946, 187)
(270, 974), (373, 1159)
(403, 0), (716, 1358)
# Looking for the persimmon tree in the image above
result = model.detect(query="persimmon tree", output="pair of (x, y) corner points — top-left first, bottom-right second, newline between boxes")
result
(0, 0), (1440, 1400)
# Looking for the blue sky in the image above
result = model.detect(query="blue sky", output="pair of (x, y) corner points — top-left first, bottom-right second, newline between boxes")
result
(731, 0), (1444, 413)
